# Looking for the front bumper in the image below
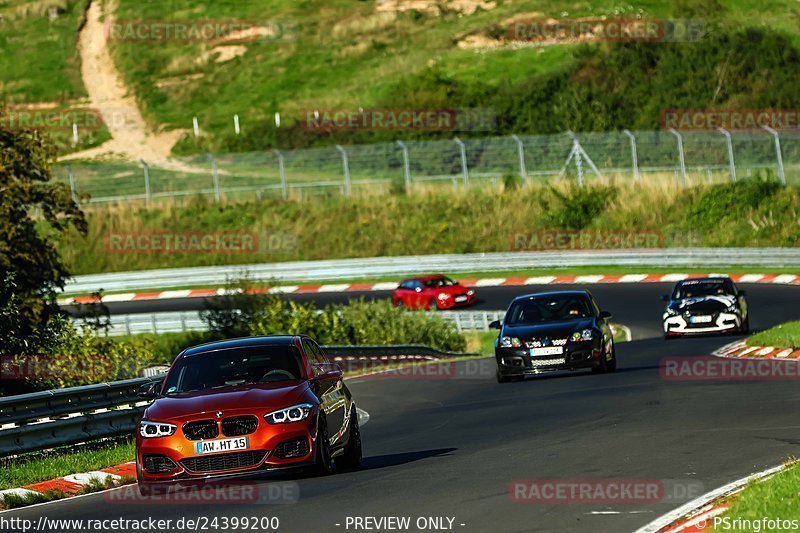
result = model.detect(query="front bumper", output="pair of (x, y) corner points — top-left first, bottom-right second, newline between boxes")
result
(663, 311), (740, 335)
(437, 294), (476, 309)
(495, 342), (602, 377)
(136, 416), (317, 484)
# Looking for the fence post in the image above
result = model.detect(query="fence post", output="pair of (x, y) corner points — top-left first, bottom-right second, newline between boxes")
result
(140, 159), (151, 205)
(192, 117), (200, 137)
(668, 129), (688, 186)
(233, 114), (240, 135)
(762, 126), (786, 185)
(208, 154), (220, 203)
(66, 165), (78, 204)
(396, 140), (411, 193)
(335, 145), (351, 196)
(453, 137), (468, 188)
(510, 134), (527, 183)
(622, 129), (640, 181)
(717, 128), (736, 182)
(273, 149), (287, 200)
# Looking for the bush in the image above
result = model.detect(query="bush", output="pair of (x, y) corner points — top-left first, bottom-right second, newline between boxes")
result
(203, 292), (466, 353)
(543, 184), (617, 230)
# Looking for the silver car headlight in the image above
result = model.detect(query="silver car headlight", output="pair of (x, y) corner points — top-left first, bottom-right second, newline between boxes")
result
(265, 403), (313, 424)
(139, 421), (177, 438)
(570, 329), (594, 342)
(500, 336), (522, 348)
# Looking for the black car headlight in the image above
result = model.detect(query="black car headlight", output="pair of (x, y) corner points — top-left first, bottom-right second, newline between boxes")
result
(139, 421), (177, 438)
(265, 403), (313, 424)
(725, 304), (738, 313)
(665, 307), (679, 316)
(570, 329), (594, 342)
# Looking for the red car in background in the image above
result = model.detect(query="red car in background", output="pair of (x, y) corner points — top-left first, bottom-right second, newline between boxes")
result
(392, 275), (476, 310)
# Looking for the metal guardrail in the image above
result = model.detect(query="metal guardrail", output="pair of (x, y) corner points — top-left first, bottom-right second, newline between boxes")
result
(0, 345), (472, 457)
(82, 310), (507, 336)
(63, 248), (800, 294)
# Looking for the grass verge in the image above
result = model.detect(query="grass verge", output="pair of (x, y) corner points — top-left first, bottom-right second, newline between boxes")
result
(716, 460), (800, 529)
(0, 438), (135, 491)
(746, 321), (800, 350)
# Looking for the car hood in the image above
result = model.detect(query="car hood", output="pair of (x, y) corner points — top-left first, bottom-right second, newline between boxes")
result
(670, 295), (735, 313)
(146, 381), (308, 422)
(430, 284), (468, 295)
(503, 318), (595, 340)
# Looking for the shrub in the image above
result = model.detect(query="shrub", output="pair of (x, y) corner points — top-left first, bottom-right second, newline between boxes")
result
(543, 184), (617, 230)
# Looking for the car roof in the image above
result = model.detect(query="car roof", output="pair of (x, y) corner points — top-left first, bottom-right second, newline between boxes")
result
(510, 290), (591, 303)
(181, 335), (303, 357)
(401, 274), (447, 283)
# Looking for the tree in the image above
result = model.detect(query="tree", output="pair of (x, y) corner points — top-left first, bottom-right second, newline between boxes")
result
(0, 127), (87, 342)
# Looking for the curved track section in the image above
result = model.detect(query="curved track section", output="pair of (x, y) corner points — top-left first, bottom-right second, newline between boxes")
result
(16, 283), (800, 532)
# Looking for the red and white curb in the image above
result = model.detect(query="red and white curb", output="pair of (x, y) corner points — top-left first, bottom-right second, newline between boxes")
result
(0, 462), (135, 506)
(57, 273), (799, 306)
(714, 340), (800, 360)
(633, 463), (787, 532)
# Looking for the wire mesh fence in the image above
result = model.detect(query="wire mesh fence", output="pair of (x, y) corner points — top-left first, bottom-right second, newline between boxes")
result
(56, 129), (799, 204)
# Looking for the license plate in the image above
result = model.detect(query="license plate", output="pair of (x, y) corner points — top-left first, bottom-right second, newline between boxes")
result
(689, 315), (713, 324)
(531, 357), (566, 366)
(195, 437), (249, 455)
(530, 346), (564, 356)
(454, 296), (467, 303)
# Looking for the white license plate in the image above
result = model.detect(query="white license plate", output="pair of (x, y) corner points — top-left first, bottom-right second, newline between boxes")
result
(454, 296), (467, 303)
(195, 437), (249, 455)
(689, 315), (713, 324)
(530, 346), (564, 356)
(531, 357), (566, 366)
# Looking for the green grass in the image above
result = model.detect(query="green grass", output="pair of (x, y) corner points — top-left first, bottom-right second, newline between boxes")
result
(56, 180), (800, 276)
(0, 438), (135, 491)
(717, 460), (800, 530)
(747, 321), (800, 350)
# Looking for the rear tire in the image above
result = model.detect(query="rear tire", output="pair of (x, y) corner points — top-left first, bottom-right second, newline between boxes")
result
(337, 409), (362, 471)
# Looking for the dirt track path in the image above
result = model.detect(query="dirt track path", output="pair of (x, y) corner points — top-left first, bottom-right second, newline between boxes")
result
(60, 0), (187, 167)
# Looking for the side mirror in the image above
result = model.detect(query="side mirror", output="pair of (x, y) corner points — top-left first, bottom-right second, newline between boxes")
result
(599, 310), (612, 320)
(489, 320), (502, 330)
(660, 294), (668, 302)
(138, 381), (160, 399)
(313, 362), (343, 380)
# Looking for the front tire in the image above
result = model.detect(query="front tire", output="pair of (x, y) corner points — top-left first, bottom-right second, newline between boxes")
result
(496, 370), (510, 383)
(337, 409), (362, 471)
(740, 314), (750, 334)
(313, 418), (335, 475)
(428, 298), (438, 310)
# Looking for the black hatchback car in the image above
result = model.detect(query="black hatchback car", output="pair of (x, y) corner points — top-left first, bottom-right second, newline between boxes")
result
(490, 290), (616, 383)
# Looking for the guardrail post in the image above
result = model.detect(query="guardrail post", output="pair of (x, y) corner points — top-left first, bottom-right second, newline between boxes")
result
(396, 140), (411, 193)
(717, 128), (736, 182)
(762, 126), (786, 185)
(273, 149), (287, 200)
(125, 315), (131, 336)
(454, 137), (469, 188)
(335, 145), (351, 196)
(140, 159), (151, 205)
(66, 165), (78, 204)
(151, 314), (158, 334)
(180, 312), (187, 332)
(668, 129), (688, 186)
(622, 129), (640, 181)
(208, 154), (220, 203)
(510, 134), (527, 183)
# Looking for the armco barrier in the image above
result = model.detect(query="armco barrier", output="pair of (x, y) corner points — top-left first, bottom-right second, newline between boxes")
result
(0, 345), (472, 457)
(62, 249), (800, 294)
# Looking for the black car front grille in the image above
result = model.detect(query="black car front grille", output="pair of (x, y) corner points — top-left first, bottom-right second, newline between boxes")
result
(222, 416), (258, 437)
(525, 338), (568, 348)
(180, 451), (267, 473)
(183, 420), (219, 440)
(143, 454), (178, 474)
(272, 437), (310, 459)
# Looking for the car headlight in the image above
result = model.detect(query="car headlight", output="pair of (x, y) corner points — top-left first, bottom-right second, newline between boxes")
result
(570, 329), (595, 342)
(264, 403), (313, 424)
(500, 336), (522, 348)
(139, 421), (177, 438)
(665, 307), (679, 316)
(725, 305), (737, 313)
(467, 289), (474, 296)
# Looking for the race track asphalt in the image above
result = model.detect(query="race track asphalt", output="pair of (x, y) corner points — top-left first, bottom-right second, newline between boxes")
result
(9, 282), (800, 533)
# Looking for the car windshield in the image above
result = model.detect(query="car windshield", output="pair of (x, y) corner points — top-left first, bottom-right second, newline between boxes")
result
(163, 345), (303, 394)
(423, 277), (456, 288)
(505, 294), (593, 325)
(673, 280), (733, 299)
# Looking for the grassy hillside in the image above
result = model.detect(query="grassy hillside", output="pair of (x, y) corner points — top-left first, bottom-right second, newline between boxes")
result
(58, 179), (800, 275)
(5, 1), (800, 156)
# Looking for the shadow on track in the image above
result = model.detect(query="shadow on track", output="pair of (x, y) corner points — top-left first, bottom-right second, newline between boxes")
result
(361, 447), (457, 471)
